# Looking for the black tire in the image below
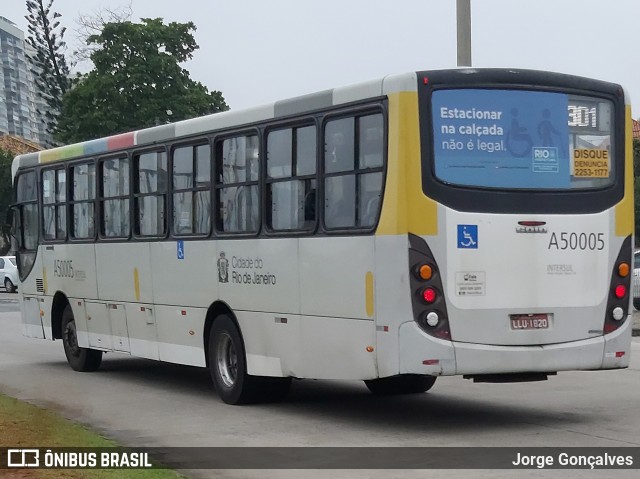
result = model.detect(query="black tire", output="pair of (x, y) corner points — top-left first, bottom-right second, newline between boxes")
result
(61, 304), (102, 372)
(364, 375), (436, 395)
(208, 315), (291, 404)
(4, 278), (16, 293)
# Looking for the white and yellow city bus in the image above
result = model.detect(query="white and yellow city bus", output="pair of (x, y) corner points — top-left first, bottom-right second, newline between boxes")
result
(10, 69), (633, 404)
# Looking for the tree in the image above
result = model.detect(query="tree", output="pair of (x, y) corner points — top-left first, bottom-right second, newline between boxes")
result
(25, 0), (72, 143)
(0, 148), (13, 219)
(634, 138), (640, 178)
(0, 148), (14, 254)
(72, 2), (132, 67)
(56, 18), (228, 143)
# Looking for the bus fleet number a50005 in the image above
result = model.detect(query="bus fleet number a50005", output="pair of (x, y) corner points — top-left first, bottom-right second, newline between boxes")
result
(547, 232), (605, 251)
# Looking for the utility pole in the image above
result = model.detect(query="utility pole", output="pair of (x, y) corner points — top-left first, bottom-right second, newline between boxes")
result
(456, 0), (472, 67)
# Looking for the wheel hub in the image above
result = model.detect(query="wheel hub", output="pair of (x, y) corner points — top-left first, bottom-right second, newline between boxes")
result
(216, 333), (238, 387)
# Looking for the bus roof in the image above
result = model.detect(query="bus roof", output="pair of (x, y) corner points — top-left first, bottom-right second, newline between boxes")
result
(11, 67), (628, 177)
(10, 71), (418, 175)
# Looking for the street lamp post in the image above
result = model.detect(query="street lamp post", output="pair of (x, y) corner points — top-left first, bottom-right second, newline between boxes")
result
(457, 0), (472, 67)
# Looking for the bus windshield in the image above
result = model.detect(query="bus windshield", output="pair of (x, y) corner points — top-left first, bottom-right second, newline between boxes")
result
(431, 89), (614, 190)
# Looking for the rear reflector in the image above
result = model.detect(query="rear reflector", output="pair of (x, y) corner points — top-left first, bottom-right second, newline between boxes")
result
(604, 323), (618, 334)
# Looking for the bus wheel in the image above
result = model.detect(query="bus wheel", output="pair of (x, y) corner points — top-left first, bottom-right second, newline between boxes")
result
(208, 315), (291, 404)
(364, 375), (436, 395)
(61, 304), (102, 372)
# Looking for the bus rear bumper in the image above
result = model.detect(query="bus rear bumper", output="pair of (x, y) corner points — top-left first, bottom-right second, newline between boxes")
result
(399, 317), (632, 376)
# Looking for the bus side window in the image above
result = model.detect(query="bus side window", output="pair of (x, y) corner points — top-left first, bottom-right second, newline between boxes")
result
(172, 143), (211, 236)
(134, 150), (167, 237)
(359, 115), (384, 169)
(216, 135), (259, 233)
(325, 118), (355, 174)
(42, 167), (66, 241)
(303, 187), (316, 222)
(101, 157), (130, 238)
(325, 175), (356, 228)
(70, 163), (96, 239)
(323, 113), (384, 230)
(358, 172), (383, 227)
(266, 124), (317, 232)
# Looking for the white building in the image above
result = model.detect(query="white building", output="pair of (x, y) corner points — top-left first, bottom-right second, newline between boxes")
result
(0, 16), (51, 146)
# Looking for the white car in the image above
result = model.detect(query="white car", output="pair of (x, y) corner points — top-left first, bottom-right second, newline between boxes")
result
(0, 256), (18, 293)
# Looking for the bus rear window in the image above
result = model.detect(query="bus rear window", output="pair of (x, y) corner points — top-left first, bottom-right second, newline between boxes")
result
(431, 89), (614, 190)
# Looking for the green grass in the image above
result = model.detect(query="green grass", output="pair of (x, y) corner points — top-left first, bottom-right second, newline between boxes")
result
(0, 394), (185, 478)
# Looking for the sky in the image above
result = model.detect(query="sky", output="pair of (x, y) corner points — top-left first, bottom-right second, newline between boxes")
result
(5, 0), (640, 115)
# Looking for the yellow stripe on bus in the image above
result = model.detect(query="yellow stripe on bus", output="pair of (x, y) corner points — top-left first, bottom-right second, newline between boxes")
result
(615, 105), (634, 237)
(377, 91), (438, 236)
(42, 267), (47, 294)
(365, 271), (374, 318)
(133, 268), (140, 301)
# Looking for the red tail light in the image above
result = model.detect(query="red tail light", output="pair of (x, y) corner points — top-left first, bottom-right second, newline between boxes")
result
(409, 234), (451, 340)
(603, 237), (632, 335)
(422, 288), (437, 303)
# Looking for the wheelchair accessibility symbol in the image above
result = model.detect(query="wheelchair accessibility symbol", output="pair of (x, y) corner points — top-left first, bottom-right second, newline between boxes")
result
(457, 225), (478, 249)
(177, 240), (185, 260)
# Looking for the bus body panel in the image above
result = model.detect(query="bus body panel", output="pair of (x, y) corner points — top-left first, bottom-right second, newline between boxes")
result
(20, 249), (48, 339)
(214, 239), (301, 315)
(19, 256), (42, 298)
(235, 310), (301, 377)
(95, 243), (153, 303)
(373, 234), (414, 377)
(39, 295), (54, 339)
(21, 296), (44, 339)
(602, 317), (632, 369)
(41, 244), (98, 300)
(398, 318), (631, 376)
(295, 314), (377, 379)
(126, 303), (159, 360)
(84, 300), (115, 351)
(399, 322), (457, 376)
(150, 240), (218, 309)
(155, 304), (206, 366)
(299, 236), (375, 320)
(236, 311), (378, 379)
(69, 298), (89, 347)
(429, 207), (620, 346)
(234, 312), (378, 379)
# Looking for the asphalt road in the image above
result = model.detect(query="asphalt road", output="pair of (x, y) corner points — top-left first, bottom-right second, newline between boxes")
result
(0, 290), (19, 313)
(1, 299), (639, 478)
